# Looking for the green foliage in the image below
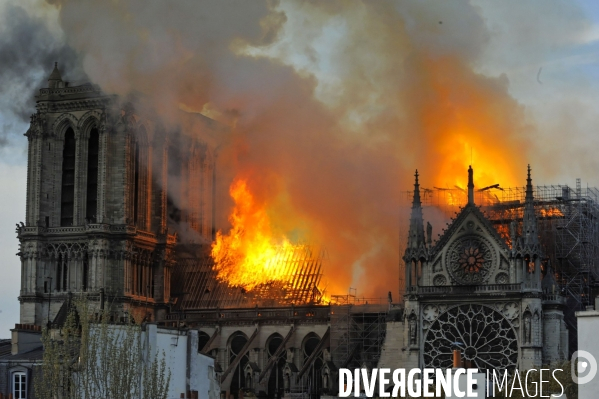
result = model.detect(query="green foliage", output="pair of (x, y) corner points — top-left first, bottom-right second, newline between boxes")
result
(34, 297), (171, 399)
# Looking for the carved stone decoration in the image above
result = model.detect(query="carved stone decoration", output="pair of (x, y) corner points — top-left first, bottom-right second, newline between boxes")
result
(523, 312), (532, 344)
(408, 315), (417, 345)
(423, 304), (518, 371)
(495, 272), (509, 284)
(433, 274), (447, 286)
(447, 235), (494, 285)
(423, 304), (439, 322)
(502, 302), (519, 320)
(533, 312), (541, 345)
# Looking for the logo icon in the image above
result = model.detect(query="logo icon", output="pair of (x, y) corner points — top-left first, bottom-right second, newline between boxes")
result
(571, 350), (598, 385)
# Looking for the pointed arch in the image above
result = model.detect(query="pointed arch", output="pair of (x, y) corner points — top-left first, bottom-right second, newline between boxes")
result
(228, 331), (249, 399)
(52, 113), (79, 139)
(77, 110), (102, 139)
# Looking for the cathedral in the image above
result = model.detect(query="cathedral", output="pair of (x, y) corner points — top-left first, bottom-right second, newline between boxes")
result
(10, 64), (340, 399)
(4, 64), (574, 399)
(392, 166), (570, 371)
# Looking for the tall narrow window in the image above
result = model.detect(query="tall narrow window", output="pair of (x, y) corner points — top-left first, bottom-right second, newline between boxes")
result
(60, 128), (76, 226)
(12, 372), (27, 399)
(56, 255), (68, 292)
(86, 128), (99, 222)
(137, 260), (143, 295)
(133, 140), (140, 224)
(63, 258), (68, 291)
(56, 254), (62, 292)
(150, 269), (155, 298)
(82, 254), (89, 291)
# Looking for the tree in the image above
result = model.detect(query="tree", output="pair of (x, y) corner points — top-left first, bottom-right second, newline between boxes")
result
(34, 297), (171, 399)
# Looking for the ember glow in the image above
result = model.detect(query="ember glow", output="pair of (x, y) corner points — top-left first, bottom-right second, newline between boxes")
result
(211, 178), (300, 290)
(540, 208), (565, 218)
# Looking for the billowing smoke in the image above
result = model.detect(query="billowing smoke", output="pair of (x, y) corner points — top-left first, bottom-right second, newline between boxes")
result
(0, 2), (86, 147)
(36, 0), (588, 297)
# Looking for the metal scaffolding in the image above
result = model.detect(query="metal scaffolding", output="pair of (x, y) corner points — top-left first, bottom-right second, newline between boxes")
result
(329, 289), (388, 369)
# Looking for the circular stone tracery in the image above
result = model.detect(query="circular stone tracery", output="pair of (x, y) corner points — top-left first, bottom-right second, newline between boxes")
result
(447, 236), (494, 285)
(423, 304), (518, 371)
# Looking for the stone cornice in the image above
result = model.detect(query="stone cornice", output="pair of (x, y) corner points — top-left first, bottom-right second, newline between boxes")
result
(37, 97), (114, 114)
(17, 224), (175, 245)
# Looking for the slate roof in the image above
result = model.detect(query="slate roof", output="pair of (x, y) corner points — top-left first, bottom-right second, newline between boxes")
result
(0, 339), (11, 358)
(0, 345), (44, 361)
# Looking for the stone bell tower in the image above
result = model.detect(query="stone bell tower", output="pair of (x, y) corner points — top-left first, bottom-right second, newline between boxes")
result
(16, 64), (218, 326)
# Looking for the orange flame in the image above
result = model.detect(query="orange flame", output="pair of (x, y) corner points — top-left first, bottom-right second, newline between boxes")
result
(211, 178), (300, 290)
(539, 208), (564, 218)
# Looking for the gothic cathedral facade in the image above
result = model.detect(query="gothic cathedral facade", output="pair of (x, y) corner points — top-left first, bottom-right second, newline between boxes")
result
(401, 166), (569, 370)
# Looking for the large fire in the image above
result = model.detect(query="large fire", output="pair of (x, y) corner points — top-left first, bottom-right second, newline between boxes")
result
(211, 178), (303, 291)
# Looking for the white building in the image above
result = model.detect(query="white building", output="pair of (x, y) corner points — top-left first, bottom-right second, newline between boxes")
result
(0, 322), (220, 399)
(144, 324), (220, 399)
(575, 298), (599, 399)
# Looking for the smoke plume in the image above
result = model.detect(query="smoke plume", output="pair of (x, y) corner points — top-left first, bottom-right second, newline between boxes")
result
(0, 2), (86, 141)
(39, 0), (584, 297)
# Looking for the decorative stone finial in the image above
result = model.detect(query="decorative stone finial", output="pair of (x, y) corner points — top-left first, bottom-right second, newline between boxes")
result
(48, 62), (63, 88)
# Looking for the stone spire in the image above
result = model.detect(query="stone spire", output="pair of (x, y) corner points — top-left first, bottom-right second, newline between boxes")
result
(523, 164), (541, 253)
(468, 165), (474, 205)
(406, 170), (425, 253)
(48, 62), (62, 88)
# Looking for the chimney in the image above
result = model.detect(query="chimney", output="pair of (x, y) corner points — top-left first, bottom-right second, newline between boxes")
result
(453, 349), (462, 368)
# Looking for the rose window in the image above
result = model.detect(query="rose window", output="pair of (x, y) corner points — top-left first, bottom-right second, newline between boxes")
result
(447, 236), (494, 284)
(423, 304), (518, 372)
(459, 245), (484, 273)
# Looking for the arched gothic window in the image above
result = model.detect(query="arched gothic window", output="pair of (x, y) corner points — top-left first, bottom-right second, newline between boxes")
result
(60, 128), (76, 226)
(267, 333), (286, 399)
(86, 128), (99, 222)
(229, 332), (249, 399)
(302, 333), (323, 397)
(56, 254), (68, 292)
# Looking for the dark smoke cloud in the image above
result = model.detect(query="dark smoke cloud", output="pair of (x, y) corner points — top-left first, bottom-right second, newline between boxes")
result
(0, 3), (86, 145)
(36, 0), (592, 297)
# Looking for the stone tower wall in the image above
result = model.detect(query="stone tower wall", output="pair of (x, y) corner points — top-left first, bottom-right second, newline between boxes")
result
(17, 70), (219, 326)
